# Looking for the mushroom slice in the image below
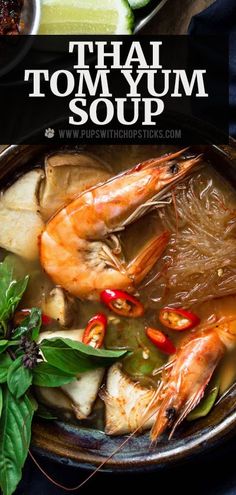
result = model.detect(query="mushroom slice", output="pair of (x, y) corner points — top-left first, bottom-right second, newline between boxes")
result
(0, 169), (45, 260)
(0, 205), (44, 260)
(61, 371), (104, 420)
(2, 169), (44, 211)
(42, 287), (77, 327)
(38, 329), (104, 419)
(35, 386), (73, 413)
(101, 363), (157, 435)
(40, 152), (112, 220)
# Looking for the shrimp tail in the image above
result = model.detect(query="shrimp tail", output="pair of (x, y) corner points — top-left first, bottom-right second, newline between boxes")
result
(127, 231), (170, 285)
(145, 329), (225, 443)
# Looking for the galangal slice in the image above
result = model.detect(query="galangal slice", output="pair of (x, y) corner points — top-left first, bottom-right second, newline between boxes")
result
(38, 329), (104, 419)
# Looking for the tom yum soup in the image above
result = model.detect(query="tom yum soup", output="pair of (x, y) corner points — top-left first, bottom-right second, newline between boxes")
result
(1, 145), (236, 440)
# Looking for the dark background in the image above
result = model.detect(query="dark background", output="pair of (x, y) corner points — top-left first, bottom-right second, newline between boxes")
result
(15, 435), (236, 495)
(14, 0), (236, 493)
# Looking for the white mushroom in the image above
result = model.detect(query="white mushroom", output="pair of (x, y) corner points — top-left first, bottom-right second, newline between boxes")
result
(0, 170), (45, 260)
(39, 329), (83, 342)
(35, 386), (73, 413)
(2, 169), (44, 212)
(39, 152), (111, 220)
(42, 287), (77, 327)
(101, 363), (157, 435)
(38, 329), (104, 419)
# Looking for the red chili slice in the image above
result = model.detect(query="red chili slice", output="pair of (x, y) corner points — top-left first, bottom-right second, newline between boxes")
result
(100, 289), (144, 318)
(146, 327), (176, 355)
(41, 314), (53, 326)
(159, 307), (200, 331)
(82, 313), (107, 349)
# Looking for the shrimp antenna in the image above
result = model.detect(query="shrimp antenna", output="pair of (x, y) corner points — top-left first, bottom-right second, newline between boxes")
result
(23, 406), (161, 492)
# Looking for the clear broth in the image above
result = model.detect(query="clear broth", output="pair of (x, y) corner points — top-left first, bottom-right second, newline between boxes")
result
(3, 145), (236, 429)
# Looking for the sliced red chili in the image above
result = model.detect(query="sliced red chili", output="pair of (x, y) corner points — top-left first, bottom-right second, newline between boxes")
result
(41, 314), (53, 326)
(100, 289), (144, 318)
(82, 313), (107, 349)
(13, 309), (53, 327)
(146, 327), (176, 355)
(159, 307), (200, 331)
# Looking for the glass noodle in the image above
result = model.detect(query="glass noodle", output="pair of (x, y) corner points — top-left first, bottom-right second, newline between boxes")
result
(145, 165), (236, 308)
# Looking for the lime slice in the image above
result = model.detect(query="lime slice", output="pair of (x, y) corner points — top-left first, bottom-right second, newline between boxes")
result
(128, 0), (151, 9)
(39, 0), (134, 34)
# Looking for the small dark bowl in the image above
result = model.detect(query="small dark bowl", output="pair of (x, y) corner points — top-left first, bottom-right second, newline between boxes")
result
(21, 0), (41, 34)
(0, 142), (236, 470)
(25, 0), (169, 34)
(134, 0), (169, 33)
(21, 0), (168, 34)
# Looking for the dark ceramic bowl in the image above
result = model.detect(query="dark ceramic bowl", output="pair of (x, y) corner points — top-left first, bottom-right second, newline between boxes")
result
(1, 142), (236, 470)
(21, 0), (41, 35)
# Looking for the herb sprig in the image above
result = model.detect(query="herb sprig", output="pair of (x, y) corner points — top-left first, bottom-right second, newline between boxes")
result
(0, 260), (127, 495)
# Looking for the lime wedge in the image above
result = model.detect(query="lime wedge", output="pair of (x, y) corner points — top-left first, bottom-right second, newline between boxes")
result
(128, 0), (151, 9)
(39, 0), (134, 34)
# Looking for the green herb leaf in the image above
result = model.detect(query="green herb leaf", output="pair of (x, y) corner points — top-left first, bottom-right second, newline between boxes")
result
(0, 355), (12, 384)
(40, 337), (128, 375)
(33, 362), (75, 387)
(13, 308), (42, 341)
(0, 387), (37, 495)
(187, 375), (220, 421)
(0, 341), (9, 355)
(0, 260), (28, 334)
(7, 357), (33, 399)
(0, 387), (2, 418)
(3, 254), (28, 281)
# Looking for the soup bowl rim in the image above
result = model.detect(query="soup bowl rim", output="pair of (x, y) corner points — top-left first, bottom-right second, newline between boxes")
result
(0, 141), (236, 470)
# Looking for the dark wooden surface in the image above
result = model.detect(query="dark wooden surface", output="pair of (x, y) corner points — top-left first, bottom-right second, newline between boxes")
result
(143, 0), (215, 34)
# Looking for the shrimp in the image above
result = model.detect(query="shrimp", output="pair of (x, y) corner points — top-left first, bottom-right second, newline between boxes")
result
(40, 149), (201, 300)
(144, 313), (236, 443)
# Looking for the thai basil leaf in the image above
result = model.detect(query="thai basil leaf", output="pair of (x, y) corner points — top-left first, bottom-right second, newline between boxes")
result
(13, 308), (42, 341)
(0, 260), (28, 333)
(13, 323), (29, 340)
(33, 362), (75, 387)
(0, 387), (37, 495)
(0, 387), (2, 418)
(187, 375), (220, 421)
(0, 355), (12, 383)
(40, 337), (128, 375)
(3, 255), (28, 281)
(7, 357), (33, 399)
(0, 341), (9, 355)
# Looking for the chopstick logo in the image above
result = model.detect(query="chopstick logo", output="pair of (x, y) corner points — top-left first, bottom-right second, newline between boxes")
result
(45, 128), (55, 139)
